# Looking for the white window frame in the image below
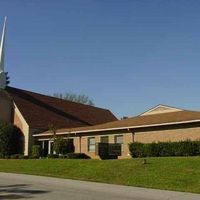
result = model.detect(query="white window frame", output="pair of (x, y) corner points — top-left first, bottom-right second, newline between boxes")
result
(88, 137), (95, 152)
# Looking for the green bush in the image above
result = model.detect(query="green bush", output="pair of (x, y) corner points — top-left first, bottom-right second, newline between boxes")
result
(128, 142), (146, 158)
(4, 155), (10, 159)
(21, 155), (29, 159)
(47, 154), (59, 158)
(31, 145), (41, 158)
(66, 153), (90, 159)
(10, 154), (25, 159)
(59, 154), (68, 158)
(53, 137), (74, 154)
(0, 123), (24, 158)
(157, 142), (174, 157)
(129, 140), (200, 158)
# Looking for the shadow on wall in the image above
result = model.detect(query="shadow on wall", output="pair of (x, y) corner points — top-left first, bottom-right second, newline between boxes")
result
(0, 184), (50, 199)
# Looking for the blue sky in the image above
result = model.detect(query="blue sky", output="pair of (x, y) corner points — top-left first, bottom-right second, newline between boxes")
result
(0, 0), (200, 118)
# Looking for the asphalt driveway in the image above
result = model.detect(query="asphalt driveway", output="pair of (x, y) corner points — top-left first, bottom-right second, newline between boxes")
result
(0, 172), (199, 200)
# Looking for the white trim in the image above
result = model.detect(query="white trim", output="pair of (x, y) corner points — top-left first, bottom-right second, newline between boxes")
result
(37, 136), (75, 141)
(140, 104), (183, 116)
(33, 119), (200, 137)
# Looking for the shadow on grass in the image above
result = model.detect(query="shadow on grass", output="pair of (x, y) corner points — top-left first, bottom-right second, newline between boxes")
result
(0, 184), (49, 199)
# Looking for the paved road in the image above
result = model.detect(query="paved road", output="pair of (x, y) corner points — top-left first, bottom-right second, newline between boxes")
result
(0, 173), (199, 200)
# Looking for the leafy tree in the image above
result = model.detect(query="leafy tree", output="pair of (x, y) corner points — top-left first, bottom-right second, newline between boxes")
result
(53, 137), (74, 155)
(48, 124), (57, 141)
(31, 145), (41, 158)
(0, 123), (24, 157)
(53, 92), (94, 106)
(5, 72), (10, 86)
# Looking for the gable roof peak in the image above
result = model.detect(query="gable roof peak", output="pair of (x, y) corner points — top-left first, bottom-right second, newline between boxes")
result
(140, 104), (184, 116)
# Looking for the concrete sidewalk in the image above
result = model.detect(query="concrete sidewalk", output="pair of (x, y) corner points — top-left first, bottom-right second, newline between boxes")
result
(0, 172), (199, 200)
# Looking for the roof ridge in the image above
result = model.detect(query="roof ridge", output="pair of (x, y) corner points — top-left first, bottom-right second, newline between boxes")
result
(6, 86), (112, 112)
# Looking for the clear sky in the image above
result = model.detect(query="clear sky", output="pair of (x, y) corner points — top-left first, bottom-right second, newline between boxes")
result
(0, 0), (200, 118)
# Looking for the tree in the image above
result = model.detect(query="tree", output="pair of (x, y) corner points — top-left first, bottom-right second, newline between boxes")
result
(53, 137), (74, 155)
(48, 124), (57, 141)
(0, 123), (24, 157)
(31, 145), (41, 158)
(53, 92), (94, 106)
(5, 72), (10, 86)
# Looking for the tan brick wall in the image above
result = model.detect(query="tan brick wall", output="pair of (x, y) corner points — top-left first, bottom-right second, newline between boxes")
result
(74, 137), (81, 153)
(134, 125), (200, 143)
(14, 112), (23, 130)
(35, 123), (200, 159)
(13, 104), (29, 156)
(119, 132), (133, 158)
(80, 136), (97, 158)
(109, 135), (115, 143)
(74, 124), (200, 159)
(77, 131), (133, 159)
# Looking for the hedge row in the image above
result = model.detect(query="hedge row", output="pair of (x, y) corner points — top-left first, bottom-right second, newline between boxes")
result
(129, 140), (200, 158)
(47, 153), (90, 159)
(3, 153), (90, 159)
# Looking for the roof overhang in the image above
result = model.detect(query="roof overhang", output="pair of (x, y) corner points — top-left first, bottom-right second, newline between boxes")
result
(33, 119), (200, 137)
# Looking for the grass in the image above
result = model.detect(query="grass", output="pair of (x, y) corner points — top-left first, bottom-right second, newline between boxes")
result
(0, 157), (200, 193)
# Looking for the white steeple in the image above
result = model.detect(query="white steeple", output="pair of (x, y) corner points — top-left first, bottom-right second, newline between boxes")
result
(0, 16), (7, 89)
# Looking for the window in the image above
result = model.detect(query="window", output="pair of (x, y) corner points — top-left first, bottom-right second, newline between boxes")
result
(101, 136), (109, 143)
(115, 135), (123, 144)
(88, 137), (95, 152)
(115, 135), (123, 152)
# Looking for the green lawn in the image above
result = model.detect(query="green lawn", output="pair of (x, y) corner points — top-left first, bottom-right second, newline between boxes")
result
(0, 157), (200, 193)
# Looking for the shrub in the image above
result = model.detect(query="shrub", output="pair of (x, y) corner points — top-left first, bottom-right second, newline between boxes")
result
(129, 142), (146, 158)
(0, 123), (24, 158)
(195, 141), (200, 155)
(129, 140), (200, 158)
(59, 154), (68, 159)
(10, 154), (24, 159)
(66, 153), (90, 159)
(21, 155), (29, 159)
(4, 155), (10, 159)
(31, 145), (41, 158)
(157, 142), (174, 157)
(146, 142), (160, 157)
(47, 154), (59, 158)
(53, 137), (74, 154)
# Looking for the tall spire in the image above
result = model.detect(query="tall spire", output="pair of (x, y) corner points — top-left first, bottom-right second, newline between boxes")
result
(0, 16), (7, 89)
(0, 16), (6, 72)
